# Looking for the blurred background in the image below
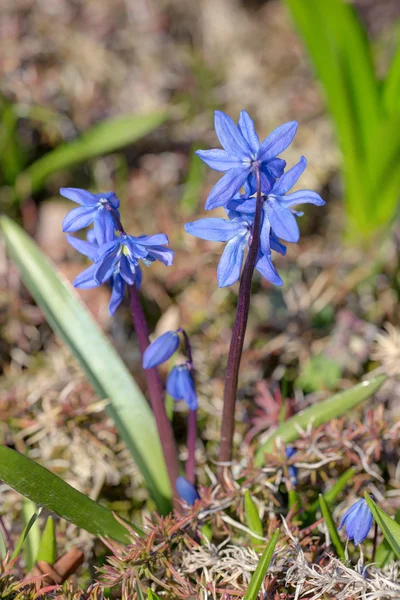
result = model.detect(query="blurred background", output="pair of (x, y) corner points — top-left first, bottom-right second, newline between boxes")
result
(1, 0), (400, 556)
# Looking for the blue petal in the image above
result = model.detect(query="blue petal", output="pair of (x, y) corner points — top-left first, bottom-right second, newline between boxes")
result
(94, 253), (117, 284)
(195, 149), (241, 172)
(73, 264), (99, 289)
(124, 238), (148, 260)
(338, 499), (364, 530)
(134, 265), (143, 290)
(217, 231), (248, 287)
(60, 187), (98, 206)
(94, 208), (116, 245)
(352, 503), (373, 546)
(281, 190), (325, 208)
(66, 234), (98, 260)
(260, 213), (271, 256)
(257, 121), (298, 163)
(166, 366), (181, 399)
(62, 206), (98, 232)
(119, 255), (136, 285)
(86, 229), (99, 245)
(266, 202), (300, 243)
(226, 196), (257, 215)
(205, 166), (250, 210)
(214, 111), (251, 158)
(256, 253), (283, 286)
(95, 238), (120, 261)
(184, 218), (248, 242)
(267, 158), (286, 178)
(176, 476), (199, 506)
(237, 110), (260, 154)
(109, 274), (125, 315)
(270, 232), (287, 256)
(273, 156), (307, 195)
(147, 246), (174, 266)
(246, 168), (275, 197)
(135, 234), (169, 246)
(98, 191), (120, 209)
(143, 331), (180, 369)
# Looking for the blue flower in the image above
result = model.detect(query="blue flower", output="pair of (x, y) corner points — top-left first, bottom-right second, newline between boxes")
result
(285, 447), (298, 486)
(196, 110), (298, 210)
(61, 188), (120, 245)
(143, 330), (181, 369)
(184, 215), (283, 287)
(176, 476), (200, 505)
(338, 498), (373, 546)
(166, 364), (198, 410)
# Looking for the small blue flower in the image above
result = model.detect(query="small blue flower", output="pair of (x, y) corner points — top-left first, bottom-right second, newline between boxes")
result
(176, 476), (200, 505)
(61, 188), (120, 245)
(143, 331), (181, 369)
(166, 364), (198, 411)
(338, 498), (373, 546)
(196, 111), (298, 210)
(184, 215), (283, 287)
(285, 447), (298, 486)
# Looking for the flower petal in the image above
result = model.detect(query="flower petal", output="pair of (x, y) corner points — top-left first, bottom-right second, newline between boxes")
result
(73, 264), (99, 289)
(185, 217), (247, 242)
(195, 149), (241, 172)
(134, 234), (169, 246)
(256, 253), (283, 286)
(147, 246), (174, 266)
(109, 274), (125, 315)
(257, 121), (298, 163)
(98, 191), (120, 209)
(280, 189), (325, 208)
(270, 232), (287, 256)
(60, 187), (98, 206)
(214, 111), (251, 158)
(66, 234), (98, 260)
(176, 476), (199, 505)
(62, 206), (98, 232)
(217, 231), (248, 287)
(226, 196), (257, 215)
(119, 255), (136, 285)
(266, 203), (300, 243)
(260, 212), (271, 256)
(266, 158), (286, 178)
(94, 208), (117, 245)
(238, 110), (260, 154)
(205, 166), (250, 210)
(273, 156), (307, 195)
(94, 253), (117, 284)
(143, 331), (180, 369)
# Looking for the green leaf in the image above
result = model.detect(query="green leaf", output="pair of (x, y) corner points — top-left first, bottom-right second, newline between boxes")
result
(11, 503), (42, 563)
(319, 495), (345, 559)
(364, 494), (400, 559)
(0, 216), (171, 513)
(255, 376), (386, 464)
(0, 528), (6, 560)
(310, 467), (356, 513)
(244, 490), (264, 547)
(382, 37), (400, 115)
(136, 583), (145, 600)
(147, 591), (162, 600)
(21, 499), (42, 570)
(0, 446), (136, 543)
(36, 517), (57, 565)
(16, 111), (167, 196)
(244, 529), (279, 600)
(375, 509), (400, 567)
(0, 96), (25, 184)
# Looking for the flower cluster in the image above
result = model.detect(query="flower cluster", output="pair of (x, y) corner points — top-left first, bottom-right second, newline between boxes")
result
(338, 498), (374, 546)
(143, 330), (198, 411)
(185, 111), (324, 287)
(61, 188), (173, 315)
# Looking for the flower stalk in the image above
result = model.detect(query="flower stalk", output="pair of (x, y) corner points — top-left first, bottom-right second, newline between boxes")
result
(218, 166), (263, 467)
(180, 328), (197, 485)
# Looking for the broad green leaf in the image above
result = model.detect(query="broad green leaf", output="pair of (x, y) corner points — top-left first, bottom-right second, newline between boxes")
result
(375, 509), (400, 567)
(0, 217), (172, 513)
(21, 499), (41, 570)
(244, 490), (264, 547)
(319, 495), (345, 559)
(0, 446), (136, 543)
(244, 529), (279, 600)
(11, 503), (42, 563)
(382, 38), (400, 115)
(36, 517), (57, 565)
(365, 494), (400, 559)
(255, 376), (386, 464)
(16, 111), (167, 196)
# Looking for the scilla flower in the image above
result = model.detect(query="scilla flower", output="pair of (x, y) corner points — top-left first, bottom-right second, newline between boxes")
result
(143, 330), (181, 369)
(176, 476), (199, 505)
(61, 188), (120, 245)
(338, 498), (373, 546)
(196, 111), (298, 209)
(166, 364), (198, 410)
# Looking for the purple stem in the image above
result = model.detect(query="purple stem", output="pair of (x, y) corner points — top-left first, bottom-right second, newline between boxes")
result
(179, 328), (197, 484)
(218, 167), (263, 468)
(128, 286), (180, 497)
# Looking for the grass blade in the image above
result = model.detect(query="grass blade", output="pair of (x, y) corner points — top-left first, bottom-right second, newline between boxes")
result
(16, 111), (167, 196)
(383, 40), (400, 115)
(255, 376), (386, 464)
(309, 467), (356, 514)
(244, 529), (279, 600)
(21, 499), (42, 570)
(319, 495), (345, 559)
(0, 446), (137, 543)
(365, 494), (400, 559)
(244, 490), (264, 547)
(0, 529), (6, 560)
(0, 217), (171, 513)
(36, 517), (57, 565)
(11, 504), (42, 563)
